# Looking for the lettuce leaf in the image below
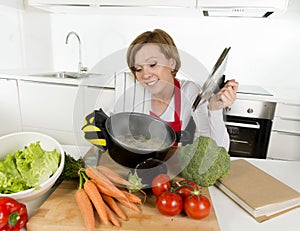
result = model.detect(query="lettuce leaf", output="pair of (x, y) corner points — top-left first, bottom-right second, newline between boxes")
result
(0, 141), (61, 194)
(0, 153), (29, 193)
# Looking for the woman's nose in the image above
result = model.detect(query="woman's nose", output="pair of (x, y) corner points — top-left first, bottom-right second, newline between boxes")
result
(140, 66), (152, 79)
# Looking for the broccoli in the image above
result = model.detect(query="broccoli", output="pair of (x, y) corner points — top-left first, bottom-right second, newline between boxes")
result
(177, 136), (230, 187)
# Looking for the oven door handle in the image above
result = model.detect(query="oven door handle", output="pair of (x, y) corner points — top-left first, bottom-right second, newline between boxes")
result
(225, 121), (260, 129)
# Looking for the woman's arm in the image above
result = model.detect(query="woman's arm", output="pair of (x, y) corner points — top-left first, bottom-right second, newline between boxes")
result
(180, 79), (230, 150)
(192, 103), (230, 151)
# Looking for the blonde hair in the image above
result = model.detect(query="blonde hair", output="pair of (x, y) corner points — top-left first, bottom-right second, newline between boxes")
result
(126, 29), (181, 77)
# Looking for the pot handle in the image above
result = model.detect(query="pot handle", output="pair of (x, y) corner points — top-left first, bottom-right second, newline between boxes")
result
(82, 108), (110, 152)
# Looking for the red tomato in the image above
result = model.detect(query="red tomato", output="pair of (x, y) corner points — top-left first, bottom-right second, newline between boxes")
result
(151, 174), (171, 197)
(177, 179), (200, 190)
(173, 179), (201, 199)
(176, 185), (195, 199)
(184, 195), (211, 219)
(156, 191), (183, 216)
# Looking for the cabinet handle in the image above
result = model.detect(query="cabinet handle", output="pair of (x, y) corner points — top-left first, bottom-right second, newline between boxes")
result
(278, 117), (300, 122)
(86, 85), (115, 90)
(224, 121), (260, 129)
(274, 131), (300, 136)
(20, 79), (78, 87)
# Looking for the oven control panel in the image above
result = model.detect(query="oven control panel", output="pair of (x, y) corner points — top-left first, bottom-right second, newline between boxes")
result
(224, 99), (276, 120)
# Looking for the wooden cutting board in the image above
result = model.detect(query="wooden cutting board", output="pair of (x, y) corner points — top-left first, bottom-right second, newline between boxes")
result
(26, 180), (220, 231)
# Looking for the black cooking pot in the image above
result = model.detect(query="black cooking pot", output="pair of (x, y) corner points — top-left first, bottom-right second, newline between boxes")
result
(82, 109), (176, 169)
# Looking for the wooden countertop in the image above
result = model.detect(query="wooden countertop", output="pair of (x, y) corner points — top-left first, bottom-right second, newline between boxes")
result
(25, 146), (300, 231)
(26, 180), (220, 231)
(27, 147), (220, 230)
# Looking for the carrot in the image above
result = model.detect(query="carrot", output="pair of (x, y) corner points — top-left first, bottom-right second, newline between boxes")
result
(102, 194), (127, 221)
(86, 167), (127, 200)
(104, 203), (121, 227)
(93, 179), (112, 195)
(97, 165), (132, 187)
(75, 189), (95, 231)
(84, 180), (109, 226)
(116, 198), (141, 213)
(120, 190), (143, 204)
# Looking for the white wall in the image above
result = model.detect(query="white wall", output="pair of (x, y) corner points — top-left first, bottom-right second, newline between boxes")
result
(49, 12), (300, 89)
(0, 5), (23, 69)
(1, 5), (300, 90)
(0, 3), (53, 72)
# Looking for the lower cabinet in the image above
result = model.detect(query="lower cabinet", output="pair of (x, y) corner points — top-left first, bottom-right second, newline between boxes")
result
(267, 103), (300, 161)
(17, 80), (115, 146)
(0, 78), (22, 136)
(83, 85), (115, 115)
(268, 131), (300, 161)
(18, 80), (87, 145)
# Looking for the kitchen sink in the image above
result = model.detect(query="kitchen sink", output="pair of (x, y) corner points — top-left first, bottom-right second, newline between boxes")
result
(29, 71), (101, 79)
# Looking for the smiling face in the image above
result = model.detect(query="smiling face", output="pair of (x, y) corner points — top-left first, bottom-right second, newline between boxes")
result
(133, 43), (176, 97)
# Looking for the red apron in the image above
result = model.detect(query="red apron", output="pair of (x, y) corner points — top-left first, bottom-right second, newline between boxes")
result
(150, 78), (182, 145)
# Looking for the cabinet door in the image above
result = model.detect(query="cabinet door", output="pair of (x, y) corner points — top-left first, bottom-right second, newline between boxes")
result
(275, 103), (300, 120)
(0, 0), (23, 8)
(272, 117), (300, 134)
(83, 86), (115, 114)
(268, 102), (300, 161)
(267, 131), (300, 161)
(28, 0), (195, 7)
(0, 78), (22, 136)
(18, 80), (86, 145)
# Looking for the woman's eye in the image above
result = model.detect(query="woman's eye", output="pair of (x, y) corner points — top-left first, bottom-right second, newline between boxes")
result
(133, 67), (142, 72)
(150, 62), (157, 68)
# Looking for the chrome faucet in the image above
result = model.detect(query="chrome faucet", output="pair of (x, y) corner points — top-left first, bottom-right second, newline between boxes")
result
(65, 31), (88, 74)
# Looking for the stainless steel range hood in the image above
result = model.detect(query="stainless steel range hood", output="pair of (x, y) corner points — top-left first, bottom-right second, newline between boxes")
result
(197, 0), (289, 17)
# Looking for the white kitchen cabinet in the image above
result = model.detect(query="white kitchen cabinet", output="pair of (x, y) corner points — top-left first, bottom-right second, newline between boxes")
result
(27, 0), (196, 8)
(83, 85), (115, 114)
(27, 0), (96, 5)
(267, 102), (300, 161)
(97, 0), (196, 7)
(17, 79), (115, 146)
(0, 78), (22, 136)
(18, 80), (86, 145)
(27, 0), (196, 13)
(0, 0), (23, 9)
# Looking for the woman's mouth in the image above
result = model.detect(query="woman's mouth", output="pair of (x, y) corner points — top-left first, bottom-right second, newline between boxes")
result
(145, 79), (159, 86)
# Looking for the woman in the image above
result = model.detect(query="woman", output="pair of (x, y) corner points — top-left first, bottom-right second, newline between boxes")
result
(126, 29), (238, 150)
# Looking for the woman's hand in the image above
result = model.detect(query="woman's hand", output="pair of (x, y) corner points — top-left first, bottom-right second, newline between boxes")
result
(208, 79), (239, 111)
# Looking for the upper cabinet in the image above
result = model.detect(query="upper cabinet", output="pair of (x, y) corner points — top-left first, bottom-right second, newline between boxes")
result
(97, 0), (196, 7)
(27, 0), (197, 11)
(26, 0), (197, 15)
(27, 0), (96, 6)
(27, 0), (196, 8)
(0, 0), (24, 9)
(26, 0), (292, 18)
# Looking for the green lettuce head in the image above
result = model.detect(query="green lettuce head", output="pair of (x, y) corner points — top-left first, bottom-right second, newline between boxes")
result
(0, 141), (61, 193)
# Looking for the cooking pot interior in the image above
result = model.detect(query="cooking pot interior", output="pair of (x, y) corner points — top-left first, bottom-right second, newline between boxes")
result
(106, 112), (175, 153)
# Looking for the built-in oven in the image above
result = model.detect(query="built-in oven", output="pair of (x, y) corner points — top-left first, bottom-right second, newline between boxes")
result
(224, 92), (276, 159)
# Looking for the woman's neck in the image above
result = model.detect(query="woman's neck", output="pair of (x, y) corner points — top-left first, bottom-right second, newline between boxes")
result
(151, 84), (174, 116)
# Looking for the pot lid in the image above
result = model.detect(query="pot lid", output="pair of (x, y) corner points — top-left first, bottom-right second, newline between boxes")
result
(192, 47), (231, 111)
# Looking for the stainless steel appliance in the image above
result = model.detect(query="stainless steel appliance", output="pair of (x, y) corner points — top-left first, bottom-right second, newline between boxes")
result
(224, 86), (276, 159)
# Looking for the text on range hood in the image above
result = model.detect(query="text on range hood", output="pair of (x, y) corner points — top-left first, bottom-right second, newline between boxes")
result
(197, 0), (289, 17)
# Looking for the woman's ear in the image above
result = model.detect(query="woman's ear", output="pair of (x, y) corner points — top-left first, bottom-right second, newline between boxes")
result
(169, 58), (176, 70)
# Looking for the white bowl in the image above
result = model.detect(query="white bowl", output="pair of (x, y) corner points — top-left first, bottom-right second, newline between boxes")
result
(0, 132), (65, 205)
